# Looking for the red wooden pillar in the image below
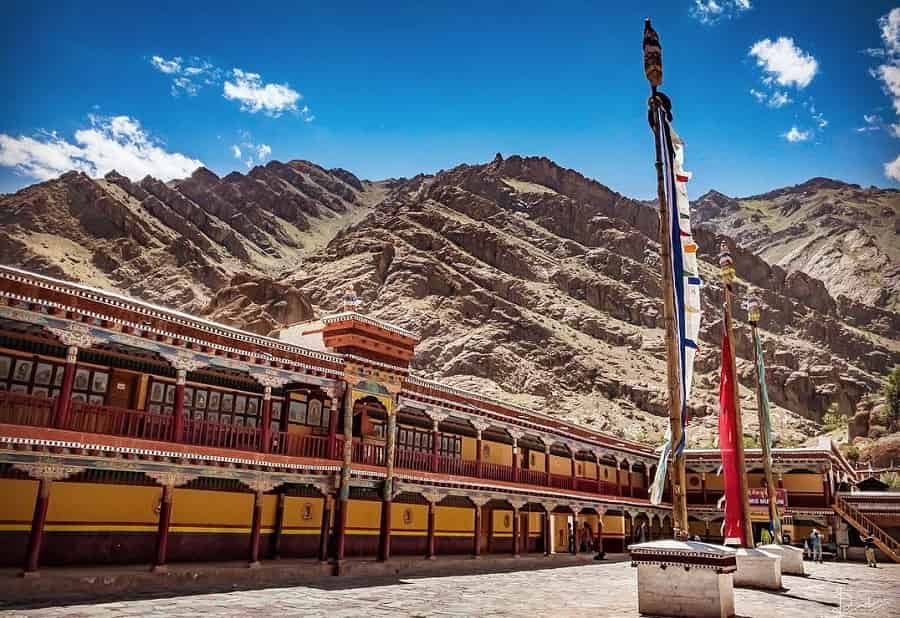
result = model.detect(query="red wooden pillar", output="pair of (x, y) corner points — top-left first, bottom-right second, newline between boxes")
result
(627, 465), (634, 498)
(426, 500), (437, 560)
(486, 506), (493, 553)
(248, 490), (263, 567)
(472, 502), (482, 558)
(701, 472), (708, 504)
(335, 497), (348, 562)
(570, 453), (577, 479)
(543, 507), (552, 556)
(378, 498), (392, 562)
(173, 369), (187, 443)
(523, 509), (530, 554)
(544, 445), (551, 484)
(430, 414), (445, 473)
(512, 442), (520, 482)
(615, 466), (622, 497)
(594, 455), (601, 489)
(260, 386), (273, 454)
(318, 495), (332, 562)
(823, 469), (832, 506)
(512, 507), (520, 557)
(270, 492), (286, 559)
(22, 478), (52, 576)
(152, 484), (173, 572)
(327, 396), (340, 460)
(54, 346), (78, 428)
(475, 432), (484, 478)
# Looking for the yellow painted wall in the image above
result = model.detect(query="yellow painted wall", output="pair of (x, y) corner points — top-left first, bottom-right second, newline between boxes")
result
(527, 450), (546, 470)
(435, 505), (474, 536)
(578, 460), (597, 479)
(346, 499), (381, 535)
(172, 488), (252, 531)
(283, 496), (323, 535)
(527, 511), (542, 536)
(630, 471), (646, 489)
(549, 454), (572, 476)
(391, 502), (428, 536)
(552, 513), (570, 552)
(462, 436), (477, 460)
(688, 519), (708, 537)
(0, 478), (38, 530)
(47, 483), (161, 532)
(706, 474), (724, 490)
(782, 473), (824, 493)
(491, 509), (513, 537)
(598, 464), (617, 482)
(602, 513), (624, 535)
(482, 440), (512, 466)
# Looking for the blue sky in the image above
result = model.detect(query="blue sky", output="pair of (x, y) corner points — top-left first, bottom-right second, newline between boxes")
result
(1, 1), (899, 199)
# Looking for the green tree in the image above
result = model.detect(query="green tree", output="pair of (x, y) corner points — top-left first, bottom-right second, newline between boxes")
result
(880, 471), (900, 490)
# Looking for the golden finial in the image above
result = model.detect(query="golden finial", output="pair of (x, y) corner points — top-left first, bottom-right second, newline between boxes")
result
(719, 242), (735, 284)
(342, 285), (362, 313)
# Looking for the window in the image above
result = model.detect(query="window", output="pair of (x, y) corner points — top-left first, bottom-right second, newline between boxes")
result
(285, 396), (330, 433)
(0, 353), (107, 405)
(146, 378), (262, 426)
(397, 426), (455, 454)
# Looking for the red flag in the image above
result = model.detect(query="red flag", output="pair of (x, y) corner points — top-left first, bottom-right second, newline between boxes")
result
(718, 329), (746, 546)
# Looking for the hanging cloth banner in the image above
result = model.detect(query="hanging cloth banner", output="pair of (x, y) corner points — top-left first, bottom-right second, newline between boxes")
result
(649, 107), (702, 506)
(754, 331), (782, 543)
(719, 328), (746, 546)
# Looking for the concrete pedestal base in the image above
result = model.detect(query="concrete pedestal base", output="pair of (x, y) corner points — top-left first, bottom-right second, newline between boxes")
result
(757, 544), (804, 576)
(631, 541), (737, 618)
(733, 548), (781, 590)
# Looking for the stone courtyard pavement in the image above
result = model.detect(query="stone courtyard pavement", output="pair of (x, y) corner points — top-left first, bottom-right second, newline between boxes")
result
(1, 560), (898, 617)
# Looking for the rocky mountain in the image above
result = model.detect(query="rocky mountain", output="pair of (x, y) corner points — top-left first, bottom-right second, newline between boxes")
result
(693, 178), (900, 312)
(1, 156), (898, 452)
(0, 160), (382, 329)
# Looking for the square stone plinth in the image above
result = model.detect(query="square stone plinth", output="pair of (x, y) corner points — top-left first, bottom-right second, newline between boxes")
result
(757, 544), (804, 576)
(733, 548), (782, 590)
(631, 541), (736, 618)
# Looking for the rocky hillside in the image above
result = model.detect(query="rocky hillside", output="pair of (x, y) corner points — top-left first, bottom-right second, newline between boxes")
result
(1, 156), (898, 450)
(694, 179), (900, 312)
(0, 160), (381, 329)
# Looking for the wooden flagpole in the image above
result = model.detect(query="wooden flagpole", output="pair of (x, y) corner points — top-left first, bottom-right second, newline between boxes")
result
(748, 294), (781, 543)
(643, 19), (688, 540)
(719, 244), (754, 547)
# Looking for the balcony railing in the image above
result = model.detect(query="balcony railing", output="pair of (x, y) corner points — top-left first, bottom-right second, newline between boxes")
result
(0, 391), (55, 428)
(1, 391), (663, 502)
(271, 432), (329, 459)
(481, 461), (516, 482)
(70, 401), (174, 442)
(395, 447), (432, 472)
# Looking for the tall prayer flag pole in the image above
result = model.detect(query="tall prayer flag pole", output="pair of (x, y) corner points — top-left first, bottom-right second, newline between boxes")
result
(719, 245), (754, 547)
(747, 294), (782, 543)
(643, 19), (689, 539)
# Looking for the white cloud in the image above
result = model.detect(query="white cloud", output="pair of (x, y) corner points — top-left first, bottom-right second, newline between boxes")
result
(690, 0), (750, 25)
(150, 55), (182, 74)
(223, 69), (302, 117)
(0, 114), (202, 182)
(885, 154), (900, 181)
(875, 64), (900, 115)
(768, 91), (791, 108)
(782, 126), (811, 142)
(229, 133), (272, 170)
(749, 88), (766, 103)
(880, 8), (900, 57)
(149, 55), (222, 97)
(749, 37), (818, 89)
(855, 114), (882, 133)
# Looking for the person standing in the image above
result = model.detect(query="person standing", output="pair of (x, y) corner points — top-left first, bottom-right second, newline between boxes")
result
(863, 534), (878, 568)
(810, 529), (823, 563)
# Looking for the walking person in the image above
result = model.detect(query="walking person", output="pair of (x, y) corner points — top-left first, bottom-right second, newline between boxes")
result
(863, 534), (878, 568)
(810, 529), (823, 564)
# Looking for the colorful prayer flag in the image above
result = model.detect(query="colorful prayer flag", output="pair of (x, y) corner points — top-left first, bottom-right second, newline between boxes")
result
(719, 329), (746, 546)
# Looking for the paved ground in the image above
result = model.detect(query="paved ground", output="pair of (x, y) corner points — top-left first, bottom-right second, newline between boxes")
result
(1, 560), (897, 617)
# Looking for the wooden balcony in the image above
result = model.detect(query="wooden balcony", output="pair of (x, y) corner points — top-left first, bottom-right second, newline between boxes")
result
(0, 391), (648, 502)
